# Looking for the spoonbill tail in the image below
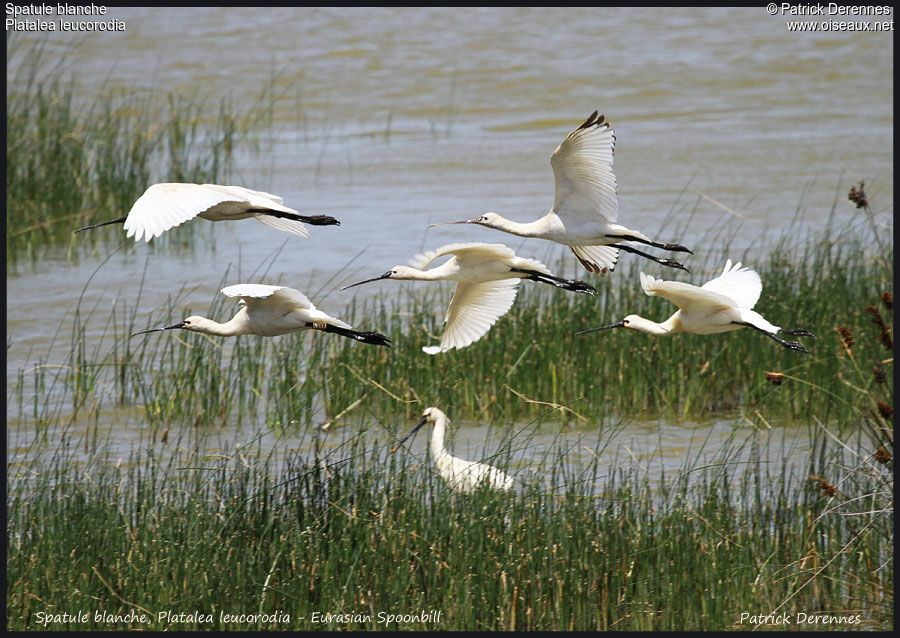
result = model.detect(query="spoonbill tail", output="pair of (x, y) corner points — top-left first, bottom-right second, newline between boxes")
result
(576, 260), (813, 353)
(74, 183), (340, 242)
(392, 407), (514, 493)
(132, 284), (390, 346)
(341, 242), (596, 354)
(429, 110), (691, 274)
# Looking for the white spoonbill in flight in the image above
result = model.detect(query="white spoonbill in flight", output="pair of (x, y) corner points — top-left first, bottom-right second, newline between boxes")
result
(132, 284), (390, 346)
(430, 110), (691, 274)
(341, 242), (596, 354)
(576, 260), (814, 353)
(392, 407), (514, 493)
(74, 183), (340, 242)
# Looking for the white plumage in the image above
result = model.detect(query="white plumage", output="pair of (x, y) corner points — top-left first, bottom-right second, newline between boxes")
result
(393, 407), (514, 494)
(577, 260), (813, 352)
(429, 110), (692, 273)
(75, 183), (340, 242)
(132, 283), (390, 346)
(341, 242), (595, 354)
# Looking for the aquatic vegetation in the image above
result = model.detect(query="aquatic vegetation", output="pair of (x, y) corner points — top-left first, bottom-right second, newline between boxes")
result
(6, 418), (892, 630)
(6, 38), (275, 265)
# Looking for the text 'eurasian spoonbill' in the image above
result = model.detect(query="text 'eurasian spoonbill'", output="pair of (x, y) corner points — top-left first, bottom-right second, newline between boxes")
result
(576, 260), (814, 352)
(74, 183), (340, 242)
(132, 284), (390, 346)
(341, 242), (596, 354)
(392, 407), (514, 493)
(429, 110), (692, 274)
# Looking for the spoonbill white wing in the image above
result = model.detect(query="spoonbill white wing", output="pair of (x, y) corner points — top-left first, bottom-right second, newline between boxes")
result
(699, 260), (762, 310)
(550, 111), (618, 226)
(639, 271), (736, 312)
(212, 185), (311, 239)
(409, 242), (512, 269)
(220, 284), (352, 329)
(410, 242), (545, 271)
(221, 283), (309, 311)
(423, 278), (519, 354)
(570, 245), (619, 273)
(123, 183), (309, 242)
(207, 184), (287, 206)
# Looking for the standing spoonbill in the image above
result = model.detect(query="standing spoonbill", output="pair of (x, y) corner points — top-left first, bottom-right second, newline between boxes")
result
(392, 407), (514, 493)
(429, 110), (691, 274)
(341, 242), (596, 354)
(74, 183), (340, 242)
(132, 284), (390, 346)
(575, 260), (814, 353)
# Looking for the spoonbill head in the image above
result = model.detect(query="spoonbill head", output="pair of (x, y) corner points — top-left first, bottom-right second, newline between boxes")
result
(74, 183), (340, 242)
(576, 260), (813, 352)
(429, 110), (692, 274)
(341, 242), (595, 354)
(132, 283), (390, 346)
(392, 407), (514, 494)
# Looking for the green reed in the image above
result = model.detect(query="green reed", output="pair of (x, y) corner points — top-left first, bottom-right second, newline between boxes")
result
(6, 416), (892, 630)
(5, 38), (274, 265)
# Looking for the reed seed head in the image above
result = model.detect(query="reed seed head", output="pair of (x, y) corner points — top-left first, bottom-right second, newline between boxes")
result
(836, 325), (855, 350)
(808, 475), (837, 498)
(876, 401), (892, 419)
(872, 365), (886, 384)
(881, 291), (893, 310)
(764, 371), (784, 386)
(848, 180), (868, 209)
(873, 446), (892, 465)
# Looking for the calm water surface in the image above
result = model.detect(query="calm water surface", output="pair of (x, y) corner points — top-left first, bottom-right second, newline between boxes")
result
(6, 7), (892, 473)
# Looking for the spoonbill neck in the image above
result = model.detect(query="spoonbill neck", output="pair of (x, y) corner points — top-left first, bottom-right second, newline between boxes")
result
(628, 314), (681, 336)
(190, 314), (253, 337)
(483, 215), (555, 240)
(429, 412), (449, 460)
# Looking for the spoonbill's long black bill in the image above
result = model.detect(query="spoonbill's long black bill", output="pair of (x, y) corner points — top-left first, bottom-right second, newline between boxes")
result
(575, 320), (626, 336)
(131, 322), (184, 337)
(341, 271), (393, 291)
(426, 219), (474, 228)
(390, 415), (429, 453)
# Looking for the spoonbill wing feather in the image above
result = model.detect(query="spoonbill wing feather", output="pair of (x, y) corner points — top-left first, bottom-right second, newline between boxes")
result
(410, 242), (517, 270)
(220, 284), (353, 330)
(221, 284), (313, 310)
(639, 272), (736, 311)
(550, 111), (618, 226)
(207, 184), (290, 208)
(570, 245), (619, 273)
(124, 183), (223, 242)
(123, 183), (302, 242)
(208, 185), (310, 236)
(431, 279), (519, 353)
(700, 260), (762, 310)
(253, 214), (311, 238)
